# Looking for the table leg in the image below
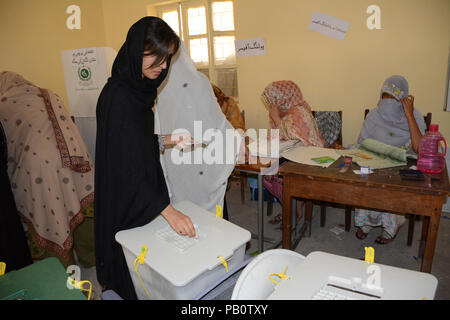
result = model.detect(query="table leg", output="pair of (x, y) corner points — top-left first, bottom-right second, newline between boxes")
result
(257, 174), (264, 253)
(345, 206), (352, 232)
(320, 205), (326, 228)
(420, 199), (443, 273)
(282, 177), (292, 250)
(305, 201), (313, 237)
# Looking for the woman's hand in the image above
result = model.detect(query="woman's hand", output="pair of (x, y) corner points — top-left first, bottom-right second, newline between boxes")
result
(236, 134), (251, 164)
(165, 132), (194, 151)
(401, 94), (422, 153)
(161, 204), (196, 238)
(269, 104), (282, 127)
(401, 95), (415, 118)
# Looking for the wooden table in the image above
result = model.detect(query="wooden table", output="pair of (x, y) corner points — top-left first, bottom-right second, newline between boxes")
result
(279, 159), (450, 273)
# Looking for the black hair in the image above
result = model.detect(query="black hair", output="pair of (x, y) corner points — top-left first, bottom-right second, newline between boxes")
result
(143, 17), (180, 69)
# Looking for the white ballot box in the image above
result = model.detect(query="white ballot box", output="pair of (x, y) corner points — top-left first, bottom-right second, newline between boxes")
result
(115, 201), (251, 300)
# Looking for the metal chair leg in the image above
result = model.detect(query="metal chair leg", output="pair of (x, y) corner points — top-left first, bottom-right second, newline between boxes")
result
(240, 174), (246, 204)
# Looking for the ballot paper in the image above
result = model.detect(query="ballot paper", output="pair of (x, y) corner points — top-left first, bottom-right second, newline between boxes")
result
(281, 146), (340, 167)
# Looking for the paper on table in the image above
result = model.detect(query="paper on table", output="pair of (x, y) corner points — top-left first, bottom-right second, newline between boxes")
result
(249, 139), (301, 158)
(281, 146), (340, 167)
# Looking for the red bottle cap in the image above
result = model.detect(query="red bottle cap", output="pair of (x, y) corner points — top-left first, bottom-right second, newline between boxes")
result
(429, 124), (439, 132)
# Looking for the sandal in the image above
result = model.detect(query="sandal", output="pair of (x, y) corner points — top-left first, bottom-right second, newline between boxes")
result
(269, 213), (282, 225)
(375, 228), (400, 245)
(269, 203), (304, 226)
(355, 227), (368, 240)
(375, 235), (395, 244)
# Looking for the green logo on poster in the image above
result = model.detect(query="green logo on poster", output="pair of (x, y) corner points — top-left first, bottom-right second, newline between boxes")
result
(78, 66), (91, 81)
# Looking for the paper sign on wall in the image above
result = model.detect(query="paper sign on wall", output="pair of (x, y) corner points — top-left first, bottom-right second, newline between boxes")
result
(70, 48), (98, 66)
(309, 11), (350, 41)
(235, 38), (266, 57)
(61, 47), (116, 161)
(61, 47), (116, 117)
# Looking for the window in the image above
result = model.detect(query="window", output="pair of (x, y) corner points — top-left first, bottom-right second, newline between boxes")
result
(156, 0), (238, 99)
(162, 10), (181, 37)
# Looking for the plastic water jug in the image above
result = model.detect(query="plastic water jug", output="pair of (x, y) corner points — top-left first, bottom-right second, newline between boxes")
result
(417, 124), (447, 173)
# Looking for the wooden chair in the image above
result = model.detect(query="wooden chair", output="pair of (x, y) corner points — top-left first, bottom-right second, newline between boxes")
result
(266, 111), (352, 233)
(312, 110), (343, 146)
(311, 111), (351, 231)
(424, 113), (432, 132)
(363, 108), (432, 246)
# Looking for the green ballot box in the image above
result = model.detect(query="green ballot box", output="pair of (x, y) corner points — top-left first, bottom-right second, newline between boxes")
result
(0, 258), (87, 300)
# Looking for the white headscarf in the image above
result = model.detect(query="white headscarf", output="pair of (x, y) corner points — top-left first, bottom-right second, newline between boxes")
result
(155, 42), (238, 214)
(357, 75), (426, 153)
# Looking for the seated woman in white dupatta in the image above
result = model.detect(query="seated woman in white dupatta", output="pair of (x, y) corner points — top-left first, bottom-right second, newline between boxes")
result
(155, 42), (243, 216)
(355, 75), (427, 244)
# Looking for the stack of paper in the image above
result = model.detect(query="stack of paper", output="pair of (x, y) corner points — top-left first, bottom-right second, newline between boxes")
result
(249, 139), (301, 158)
(281, 146), (340, 167)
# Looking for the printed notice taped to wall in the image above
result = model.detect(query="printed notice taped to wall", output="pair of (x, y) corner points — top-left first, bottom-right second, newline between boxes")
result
(69, 47), (99, 67)
(235, 38), (266, 57)
(309, 11), (350, 41)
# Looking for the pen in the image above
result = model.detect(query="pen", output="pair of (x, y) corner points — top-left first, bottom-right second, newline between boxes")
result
(358, 153), (372, 159)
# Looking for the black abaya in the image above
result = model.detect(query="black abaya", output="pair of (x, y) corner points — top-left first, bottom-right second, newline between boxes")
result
(0, 121), (33, 272)
(94, 17), (172, 300)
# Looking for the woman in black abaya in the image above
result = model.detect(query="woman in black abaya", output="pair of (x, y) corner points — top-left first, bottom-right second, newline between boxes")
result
(95, 17), (196, 300)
